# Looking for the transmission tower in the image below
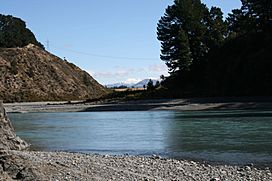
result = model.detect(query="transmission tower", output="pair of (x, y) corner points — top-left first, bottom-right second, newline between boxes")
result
(46, 39), (50, 51)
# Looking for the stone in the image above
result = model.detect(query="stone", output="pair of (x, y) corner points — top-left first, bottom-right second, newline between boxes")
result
(152, 154), (161, 159)
(210, 178), (220, 181)
(0, 100), (28, 150)
(245, 166), (251, 171)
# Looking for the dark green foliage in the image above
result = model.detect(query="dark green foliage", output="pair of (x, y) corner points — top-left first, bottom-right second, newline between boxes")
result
(227, 9), (253, 37)
(241, 0), (272, 31)
(227, 0), (272, 36)
(157, 0), (227, 96)
(154, 81), (160, 89)
(158, 0), (272, 97)
(147, 79), (155, 91)
(207, 32), (272, 96)
(157, 0), (209, 74)
(0, 14), (44, 48)
(98, 89), (145, 101)
(205, 7), (228, 49)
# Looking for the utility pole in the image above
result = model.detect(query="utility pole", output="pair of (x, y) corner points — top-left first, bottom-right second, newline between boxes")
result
(46, 39), (50, 51)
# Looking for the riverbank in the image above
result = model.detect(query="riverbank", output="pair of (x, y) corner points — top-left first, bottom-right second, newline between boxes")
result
(4, 97), (272, 113)
(2, 98), (272, 180)
(1, 150), (272, 180)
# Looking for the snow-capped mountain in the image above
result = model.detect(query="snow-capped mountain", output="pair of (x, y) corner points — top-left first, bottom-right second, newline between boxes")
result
(106, 79), (158, 88)
(133, 79), (158, 88)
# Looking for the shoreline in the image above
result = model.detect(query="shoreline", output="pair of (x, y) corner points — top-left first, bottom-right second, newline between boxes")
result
(1, 150), (271, 180)
(2, 98), (272, 180)
(27, 147), (272, 169)
(4, 97), (272, 113)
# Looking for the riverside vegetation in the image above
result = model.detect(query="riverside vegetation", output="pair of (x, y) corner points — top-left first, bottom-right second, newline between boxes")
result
(90, 0), (272, 101)
(157, 0), (272, 97)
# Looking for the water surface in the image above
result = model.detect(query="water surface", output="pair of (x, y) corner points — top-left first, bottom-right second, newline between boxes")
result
(9, 110), (272, 165)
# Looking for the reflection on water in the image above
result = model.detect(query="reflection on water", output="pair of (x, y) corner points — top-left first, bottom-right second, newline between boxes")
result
(9, 110), (272, 165)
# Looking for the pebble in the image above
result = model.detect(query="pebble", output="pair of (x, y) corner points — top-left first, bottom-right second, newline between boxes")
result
(210, 178), (220, 181)
(1, 150), (272, 181)
(245, 166), (251, 171)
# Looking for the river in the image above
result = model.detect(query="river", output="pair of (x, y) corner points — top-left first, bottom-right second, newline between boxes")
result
(9, 110), (272, 165)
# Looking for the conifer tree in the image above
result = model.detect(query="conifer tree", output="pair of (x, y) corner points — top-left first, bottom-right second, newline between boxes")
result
(157, 0), (227, 94)
(157, 0), (209, 75)
(244, 0), (272, 31)
(228, 0), (272, 36)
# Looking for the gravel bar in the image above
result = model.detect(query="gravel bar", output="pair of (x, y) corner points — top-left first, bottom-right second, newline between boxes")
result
(1, 150), (271, 180)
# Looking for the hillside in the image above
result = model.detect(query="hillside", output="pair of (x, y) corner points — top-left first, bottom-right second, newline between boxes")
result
(0, 44), (108, 102)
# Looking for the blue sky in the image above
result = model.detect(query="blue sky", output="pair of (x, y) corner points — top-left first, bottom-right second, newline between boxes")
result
(0, 0), (241, 85)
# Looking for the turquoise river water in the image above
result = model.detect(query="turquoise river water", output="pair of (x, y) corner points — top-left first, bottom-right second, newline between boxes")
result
(9, 110), (272, 165)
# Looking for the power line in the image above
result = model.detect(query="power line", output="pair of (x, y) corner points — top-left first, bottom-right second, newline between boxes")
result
(51, 44), (159, 61)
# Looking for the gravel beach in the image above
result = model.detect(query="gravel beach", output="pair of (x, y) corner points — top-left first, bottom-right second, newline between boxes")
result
(4, 97), (272, 113)
(1, 150), (272, 181)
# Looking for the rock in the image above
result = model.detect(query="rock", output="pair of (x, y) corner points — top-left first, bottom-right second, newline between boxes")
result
(152, 154), (161, 159)
(0, 100), (28, 150)
(245, 166), (251, 171)
(210, 178), (220, 181)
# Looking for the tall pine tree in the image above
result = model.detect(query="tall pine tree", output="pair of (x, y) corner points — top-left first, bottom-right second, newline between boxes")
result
(228, 0), (272, 36)
(157, 0), (226, 95)
(157, 0), (209, 74)
(157, 3), (192, 74)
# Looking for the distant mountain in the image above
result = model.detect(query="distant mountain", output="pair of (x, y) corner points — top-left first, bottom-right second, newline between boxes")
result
(107, 79), (158, 89)
(133, 79), (158, 88)
(106, 82), (132, 88)
(0, 44), (108, 102)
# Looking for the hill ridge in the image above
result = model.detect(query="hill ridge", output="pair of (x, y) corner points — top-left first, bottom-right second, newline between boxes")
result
(0, 44), (107, 102)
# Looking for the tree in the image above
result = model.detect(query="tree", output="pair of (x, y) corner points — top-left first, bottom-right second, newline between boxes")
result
(146, 79), (155, 91)
(241, 0), (272, 31)
(154, 81), (160, 89)
(157, 0), (209, 75)
(143, 85), (146, 89)
(205, 0), (272, 96)
(0, 14), (44, 48)
(205, 7), (228, 49)
(157, 0), (228, 74)
(157, 5), (190, 74)
(227, 9), (251, 37)
(227, 0), (272, 37)
(157, 0), (226, 95)
(157, 0), (272, 97)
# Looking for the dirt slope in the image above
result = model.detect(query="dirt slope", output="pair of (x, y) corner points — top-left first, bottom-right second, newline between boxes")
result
(0, 44), (107, 102)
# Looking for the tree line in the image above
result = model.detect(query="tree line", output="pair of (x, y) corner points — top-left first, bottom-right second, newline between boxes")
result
(157, 0), (272, 97)
(0, 14), (44, 49)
